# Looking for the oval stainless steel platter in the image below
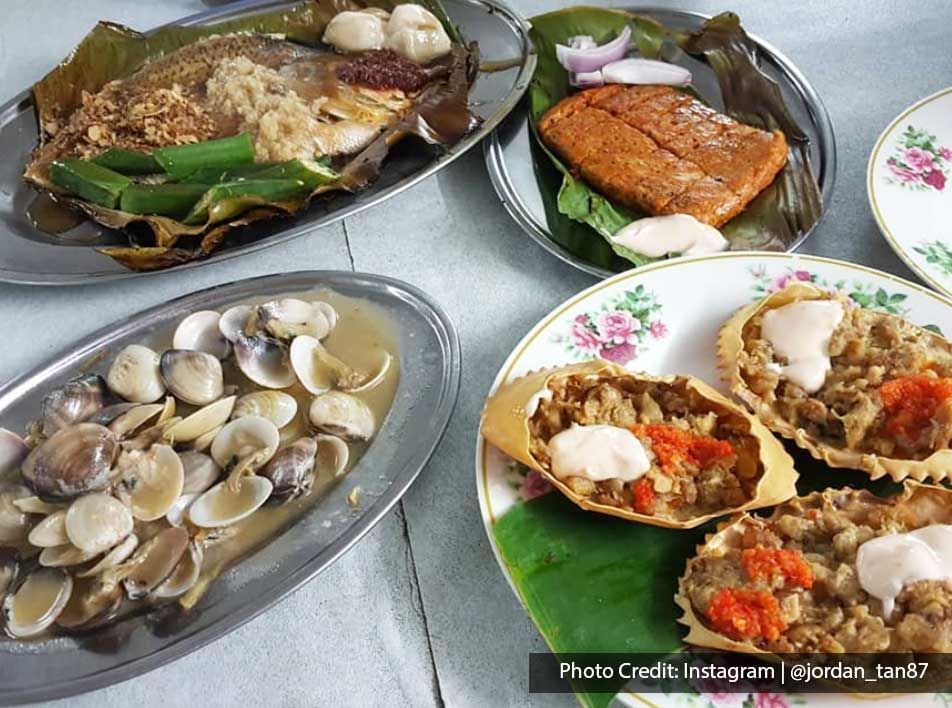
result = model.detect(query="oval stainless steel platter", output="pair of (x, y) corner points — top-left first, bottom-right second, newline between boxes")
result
(0, 0), (535, 285)
(484, 6), (837, 279)
(0, 270), (460, 703)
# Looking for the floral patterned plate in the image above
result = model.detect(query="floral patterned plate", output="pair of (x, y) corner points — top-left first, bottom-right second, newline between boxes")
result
(475, 252), (952, 708)
(868, 87), (952, 298)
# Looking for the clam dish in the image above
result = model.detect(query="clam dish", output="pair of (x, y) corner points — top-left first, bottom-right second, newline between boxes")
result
(0, 291), (398, 638)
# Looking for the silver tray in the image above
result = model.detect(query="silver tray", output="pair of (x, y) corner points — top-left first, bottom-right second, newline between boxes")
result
(0, 270), (461, 703)
(0, 0), (535, 285)
(484, 6), (837, 279)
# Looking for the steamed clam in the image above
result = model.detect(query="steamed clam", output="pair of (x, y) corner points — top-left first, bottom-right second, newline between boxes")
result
(308, 392), (375, 441)
(232, 391), (297, 429)
(27, 509), (69, 548)
(122, 526), (189, 600)
(65, 493), (134, 552)
(261, 438), (317, 503)
(290, 336), (383, 394)
(3, 568), (72, 638)
(116, 445), (184, 522)
(77, 534), (139, 578)
(179, 451), (221, 495)
(256, 298), (333, 341)
(189, 477), (273, 528)
(107, 345), (166, 403)
(39, 544), (98, 568)
(56, 575), (122, 631)
(0, 483), (32, 546)
(22, 423), (117, 501)
(40, 374), (110, 436)
(163, 395), (235, 444)
(153, 542), (202, 599)
(210, 416), (280, 472)
(159, 350), (224, 406)
(316, 434), (349, 478)
(219, 305), (253, 343)
(173, 310), (230, 359)
(234, 333), (296, 389)
(108, 401), (167, 439)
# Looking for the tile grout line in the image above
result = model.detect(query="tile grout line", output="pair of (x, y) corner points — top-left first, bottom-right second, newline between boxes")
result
(344, 217), (444, 706)
(399, 502), (446, 708)
(342, 220), (357, 271)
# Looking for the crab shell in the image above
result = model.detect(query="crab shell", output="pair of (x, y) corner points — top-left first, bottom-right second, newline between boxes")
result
(480, 360), (798, 529)
(674, 481), (952, 658)
(718, 282), (952, 482)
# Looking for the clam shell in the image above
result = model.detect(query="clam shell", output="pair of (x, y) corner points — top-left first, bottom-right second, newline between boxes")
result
(674, 481), (952, 655)
(179, 450), (221, 494)
(173, 310), (231, 359)
(163, 396), (236, 444)
(27, 509), (70, 548)
(120, 445), (185, 522)
(232, 391), (297, 429)
(13, 496), (62, 516)
(257, 298), (331, 341)
(312, 301), (338, 331)
(65, 493), (134, 553)
(165, 493), (200, 527)
(152, 542), (202, 599)
(316, 434), (349, 477)
(0, 429), (29, 480)
(480, 360), (798, 529)
(56, 575), (122, 631)
(108, 402), (165, 439)
(3, 568), (72, 638)
(219, 305), (253, 343)
(107, 345), (166, 403)
(261, 438), (317, 503)
(307, 392), (375, 441)
(718, 282), (952, 482)
(210, 416), (280, 471)
(234, 334), (296, 389)
(159, 350), (224, 406)
(40, 374), (109, 436)
(0, 484), (32, 546)
(38, 543), (97, 567)
(77, 533), (139, 578)
(122, 526), (189, 600)
(21, 423), (117, 501)
(188, 476), (273, 528)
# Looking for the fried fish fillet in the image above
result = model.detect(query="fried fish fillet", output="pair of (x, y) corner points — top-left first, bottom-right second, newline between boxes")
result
(538, 85), (788, 227)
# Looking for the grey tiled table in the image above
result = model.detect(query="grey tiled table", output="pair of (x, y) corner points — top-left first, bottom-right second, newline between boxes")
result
(2, 1), (950, 705)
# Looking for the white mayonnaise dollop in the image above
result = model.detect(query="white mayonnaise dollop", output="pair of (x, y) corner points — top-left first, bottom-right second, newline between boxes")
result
(610, 214), (728, 258)
(385, 4), (452, 63)
(323, 10), (387, 53)
(548, 424), (650, 482)
(760, 300), (844, 394)
(856, 524), (952, 618)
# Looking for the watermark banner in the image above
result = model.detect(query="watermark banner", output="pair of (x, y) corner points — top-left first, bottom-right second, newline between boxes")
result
(528, 652), (952, 694)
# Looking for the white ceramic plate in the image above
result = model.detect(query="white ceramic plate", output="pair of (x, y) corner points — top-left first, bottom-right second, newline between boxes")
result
(869, 87), (952, 297)
(475, 252), (952, 708)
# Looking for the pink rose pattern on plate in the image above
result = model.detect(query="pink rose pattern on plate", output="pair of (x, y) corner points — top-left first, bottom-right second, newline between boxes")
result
(555, 285), (666, 365)
(885, 126), (950, 191)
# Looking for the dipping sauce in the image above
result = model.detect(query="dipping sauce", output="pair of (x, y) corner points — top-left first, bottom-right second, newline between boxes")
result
(760, 300), (844, 393)
(548, 424), (649, 482)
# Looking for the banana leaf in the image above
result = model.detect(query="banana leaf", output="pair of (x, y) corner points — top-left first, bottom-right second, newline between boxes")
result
(490, 448), (900, 708)
(527, 7), (823, 272)
(25, 0), (478, 271)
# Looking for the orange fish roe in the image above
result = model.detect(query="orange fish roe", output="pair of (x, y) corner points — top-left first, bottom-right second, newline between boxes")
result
(632, 478), (655, 514)
(707, 587), (787, 642)
(741, 546), (813, 589)
(880, 374), (952, 439)
(629, 424), (734, 474)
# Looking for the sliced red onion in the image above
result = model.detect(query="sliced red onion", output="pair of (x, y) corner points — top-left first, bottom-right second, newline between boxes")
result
(555, 25), (631, 75)
(600, 58), (692, 86)
(567, 35), (596, 51)
(570, 70), (605, 89)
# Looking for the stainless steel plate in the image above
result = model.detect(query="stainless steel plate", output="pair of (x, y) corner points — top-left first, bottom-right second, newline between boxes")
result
(0, 270), (460, 703)
(484, 6), (837, 279)
(0, 0), (535, 285)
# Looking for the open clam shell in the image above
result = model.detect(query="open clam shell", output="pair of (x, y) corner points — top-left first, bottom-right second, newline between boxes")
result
(65, 493), (134, 553)
(189, 477), (273, 528)
(159, 350), (224, 406)
(3, 568), (72, 638)
(718, 282), (952, 482)
(0, 429), (29, 480)
(257, 298), (332, 341)
(234, 334), (296, 389)
(122, 526), (190, 600)
(173, 310), (231, 360)
(480, 360), (797, 529)
(118, 445), (185, 522)
(675, 482), (952, 657)
(232, 391), (297, 429)
(163, 396), (236, 444)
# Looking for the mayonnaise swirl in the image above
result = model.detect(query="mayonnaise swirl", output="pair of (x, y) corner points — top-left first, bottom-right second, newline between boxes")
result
(548, 424), (650, 482)
(760, 300), (844, 394)
(856, 524), (952, 618)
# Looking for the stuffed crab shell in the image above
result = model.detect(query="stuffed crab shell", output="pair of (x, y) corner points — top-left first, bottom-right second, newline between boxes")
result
(480, 360), (796, 528)
(719, 282), (952, 481)
(677, 482), (952, 654)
